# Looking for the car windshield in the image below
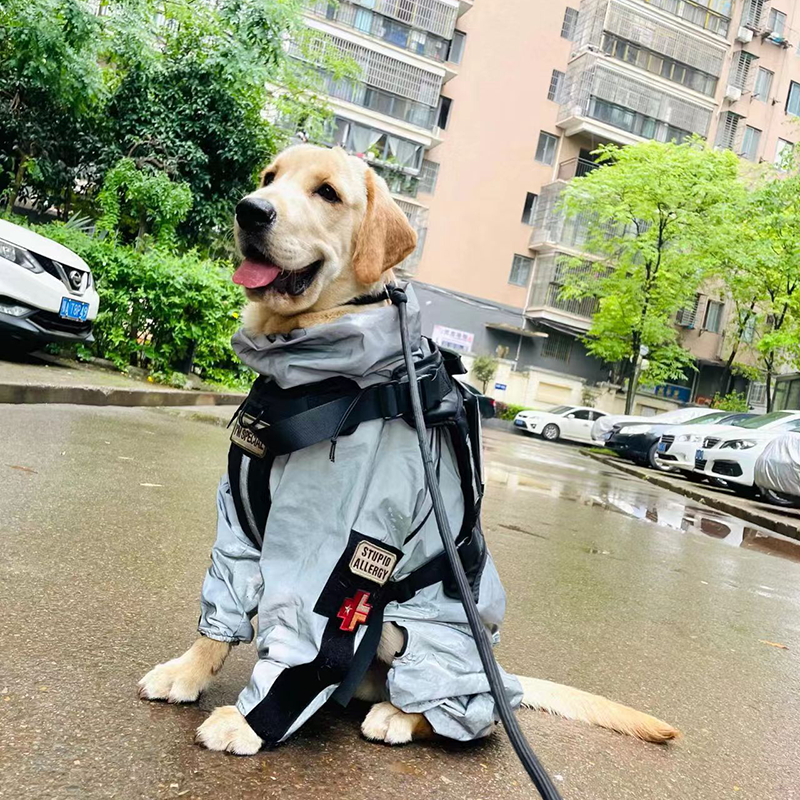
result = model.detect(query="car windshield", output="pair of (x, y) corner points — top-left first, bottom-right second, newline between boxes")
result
(549, 405), (574, 415)
(718, 413), (755, 425)
(734, 411), (792, 429)
(683, 412), (729, 426)
(775, 419), (800, 433)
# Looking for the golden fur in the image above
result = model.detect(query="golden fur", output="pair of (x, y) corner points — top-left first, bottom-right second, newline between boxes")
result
(138, 144), (679, 752)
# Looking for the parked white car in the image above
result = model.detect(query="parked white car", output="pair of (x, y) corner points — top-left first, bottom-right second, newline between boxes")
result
(655, 411), (757, 474)
(754, 433), (800, 507)
(514, 405), (607, 444)
(0, 218), (99, 349)
(693, 411), (800, 495)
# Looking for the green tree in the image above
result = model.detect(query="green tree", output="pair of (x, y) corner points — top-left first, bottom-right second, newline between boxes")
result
(560, 139), (742, 413)
(472, 355), (498, 393)
(0, 0), (105, 213)
(739, 152), (800, 410)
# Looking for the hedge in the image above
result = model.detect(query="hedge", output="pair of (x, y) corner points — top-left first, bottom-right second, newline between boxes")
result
(32, 223), (250, 388)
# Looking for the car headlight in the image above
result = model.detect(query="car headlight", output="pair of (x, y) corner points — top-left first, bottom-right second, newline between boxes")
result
(621, 425), (652, 435)
(678, 433), (702, 443)
(0, 238), (44, 273)
(720, 439), (757, 450)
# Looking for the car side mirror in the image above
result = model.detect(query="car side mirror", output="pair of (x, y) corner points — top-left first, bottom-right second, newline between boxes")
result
(566, 413), (576, 419)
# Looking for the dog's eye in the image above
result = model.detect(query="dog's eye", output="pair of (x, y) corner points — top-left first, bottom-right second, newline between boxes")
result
(262, 172), (275, 187)
(315, 183), (341, 203)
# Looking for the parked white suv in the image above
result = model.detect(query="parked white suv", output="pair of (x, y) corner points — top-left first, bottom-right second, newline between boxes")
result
(0, 218), (99, 348)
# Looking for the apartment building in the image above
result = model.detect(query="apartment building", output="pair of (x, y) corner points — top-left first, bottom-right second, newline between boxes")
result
(409, 0), (800, 412)
(300, 0), (472, 272)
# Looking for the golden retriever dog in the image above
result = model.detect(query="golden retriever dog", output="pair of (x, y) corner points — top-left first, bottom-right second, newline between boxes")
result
(138, 144), (678, 754)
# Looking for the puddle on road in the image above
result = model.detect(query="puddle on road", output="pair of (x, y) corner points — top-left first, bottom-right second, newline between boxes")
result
(486, 461), (800, 563)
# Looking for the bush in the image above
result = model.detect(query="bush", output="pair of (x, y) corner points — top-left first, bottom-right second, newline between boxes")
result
(37, 222), (251, 389)
(494, 402), (530, 421)
(711, 391), (750, 412)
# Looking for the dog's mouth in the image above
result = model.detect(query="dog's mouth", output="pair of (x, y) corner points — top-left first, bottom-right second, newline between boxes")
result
(232, 256), (323, 297)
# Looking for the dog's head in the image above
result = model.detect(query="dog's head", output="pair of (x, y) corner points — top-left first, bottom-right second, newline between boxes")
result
(233, 144), (417, 324)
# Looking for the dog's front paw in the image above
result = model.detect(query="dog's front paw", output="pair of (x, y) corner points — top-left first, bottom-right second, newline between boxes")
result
(138, 638), (230, 703)
(195, 706), (263, 755)
(361, 701), (433, 745)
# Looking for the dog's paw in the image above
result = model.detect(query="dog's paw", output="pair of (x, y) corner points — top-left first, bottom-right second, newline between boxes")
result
(361, 701), (433, 745)
(195, 706), (263, 755)
(138, 654), (209, 703)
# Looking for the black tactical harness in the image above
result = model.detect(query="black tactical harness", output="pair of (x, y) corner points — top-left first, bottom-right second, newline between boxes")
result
(226, 338), (488, 744)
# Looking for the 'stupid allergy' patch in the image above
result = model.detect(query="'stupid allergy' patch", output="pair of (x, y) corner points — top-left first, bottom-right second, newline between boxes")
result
(349, 541), (398, 586)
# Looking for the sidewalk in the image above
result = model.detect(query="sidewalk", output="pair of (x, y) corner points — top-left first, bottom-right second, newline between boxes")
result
(0, 352), (245, 406)
(589, 451), (800, 542)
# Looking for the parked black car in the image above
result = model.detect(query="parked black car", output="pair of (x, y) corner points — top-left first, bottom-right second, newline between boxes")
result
(459, 381), (496, 419)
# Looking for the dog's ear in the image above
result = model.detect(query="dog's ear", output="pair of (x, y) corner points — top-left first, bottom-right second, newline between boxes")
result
(352, 169), (417, 285)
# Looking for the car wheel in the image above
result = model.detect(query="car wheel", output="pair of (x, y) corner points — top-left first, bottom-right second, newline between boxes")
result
(541, 423), (560, 442)
(647, 443), (675, 472)
(759, 488), (800, 508)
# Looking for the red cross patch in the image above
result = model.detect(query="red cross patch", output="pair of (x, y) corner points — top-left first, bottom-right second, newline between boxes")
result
(337, 590), (372, 632)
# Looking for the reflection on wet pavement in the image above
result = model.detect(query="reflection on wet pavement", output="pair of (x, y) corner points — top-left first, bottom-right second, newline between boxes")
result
(484, 430), (800, 563)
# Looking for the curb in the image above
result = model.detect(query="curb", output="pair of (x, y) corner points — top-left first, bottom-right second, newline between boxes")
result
(0, 382), (245, 407)
(587, 452), (800, 542)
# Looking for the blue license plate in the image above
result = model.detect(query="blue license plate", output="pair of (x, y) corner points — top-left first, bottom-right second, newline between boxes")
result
(695, 449), (704, 462)
(514, 419), (525, 427)
(657, 441), (667, 453)
(59, 297), (89, 322)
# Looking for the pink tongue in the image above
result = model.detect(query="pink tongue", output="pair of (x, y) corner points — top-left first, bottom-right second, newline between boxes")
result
(233, 259), (281, 289)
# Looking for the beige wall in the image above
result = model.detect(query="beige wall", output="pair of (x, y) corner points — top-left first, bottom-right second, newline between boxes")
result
(414, 0), (574, 307)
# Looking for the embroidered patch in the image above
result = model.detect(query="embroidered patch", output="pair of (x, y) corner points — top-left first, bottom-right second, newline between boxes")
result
(337, 590), (372, 632)
(230, 413), (268, 458)
(349, 541), (398, 586)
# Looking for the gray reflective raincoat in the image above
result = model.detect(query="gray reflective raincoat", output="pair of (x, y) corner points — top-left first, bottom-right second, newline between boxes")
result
(197, 288), (522, 744)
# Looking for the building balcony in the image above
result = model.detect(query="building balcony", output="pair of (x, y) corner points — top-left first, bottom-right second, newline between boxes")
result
(640, 0), (731, 39)
(557, 52), (714, 145)
(556, 157), (600, 181)
(304, 0), (454, 67)
(525, 253), (598, 333)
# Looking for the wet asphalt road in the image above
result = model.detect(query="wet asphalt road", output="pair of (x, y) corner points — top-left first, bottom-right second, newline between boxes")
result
(2, 405), (800, 800)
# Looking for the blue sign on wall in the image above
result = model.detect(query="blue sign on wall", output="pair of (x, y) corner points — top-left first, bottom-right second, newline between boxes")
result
(652, 383), (691, 403)
(494, 383), (507, 391)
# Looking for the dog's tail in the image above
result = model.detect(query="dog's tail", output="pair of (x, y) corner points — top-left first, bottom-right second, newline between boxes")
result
(517, 676), (679, 743)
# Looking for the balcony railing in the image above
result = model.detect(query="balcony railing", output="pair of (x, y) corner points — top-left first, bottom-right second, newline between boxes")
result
(557, 52), (713, 143)
(556, 157), (599, 181)
(304, 0), (452, 63)
(544, 283), (598, 319)
(641, 0), (731, 37)
(526, 253), (599, 322)
(318, 72), (438, 129)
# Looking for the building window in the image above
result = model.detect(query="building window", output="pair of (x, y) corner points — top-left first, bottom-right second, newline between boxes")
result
(753, 67), (774, 101)
(542, 332), (573, 362)
(749, 382), (767, 407)
(535, 131), (558, 165)
(730, 51), (757, 90)
(418, 160), (439, 194)
(741, 125), (761, 161)
(561, 7), (579, 40)
(676, 294), (701, 327)
(776, 138), (794, 169)
(716, 111), (742, 150)
(509, 254), (533, 287)
(742, 314), (757, 343)
(744, 0), (766, 27)
(521, 192), (539, 225)
(437, 96), (452, 129)
(703, 299), (725, 333)
(768, 7), (787, 37)
(787, 81), (800, 116)
(548, 69), (565, 102)
(448, 30), (466, 64)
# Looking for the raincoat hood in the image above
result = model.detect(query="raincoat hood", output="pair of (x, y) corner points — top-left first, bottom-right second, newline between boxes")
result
(231, 285), (423, 389)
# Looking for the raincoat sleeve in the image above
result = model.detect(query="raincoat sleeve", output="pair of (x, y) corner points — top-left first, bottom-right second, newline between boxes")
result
(197, 477), (263, 644)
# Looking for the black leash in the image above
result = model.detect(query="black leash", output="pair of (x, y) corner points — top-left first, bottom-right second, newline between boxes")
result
(388, 285), (563, 800)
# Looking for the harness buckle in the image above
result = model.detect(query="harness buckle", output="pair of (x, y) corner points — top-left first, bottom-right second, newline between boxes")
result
(378, 381), (401, 419)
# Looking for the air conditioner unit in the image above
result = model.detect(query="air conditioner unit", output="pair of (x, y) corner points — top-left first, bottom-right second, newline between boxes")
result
(724, 85), (742, 102)
(737, 26), (754, 43)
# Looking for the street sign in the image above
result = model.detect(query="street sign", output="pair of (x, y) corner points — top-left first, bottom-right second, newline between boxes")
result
(494, 382), (507, 390)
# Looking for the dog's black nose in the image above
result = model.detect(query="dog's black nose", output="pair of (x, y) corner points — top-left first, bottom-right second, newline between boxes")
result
(236, 197), (277, 232)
